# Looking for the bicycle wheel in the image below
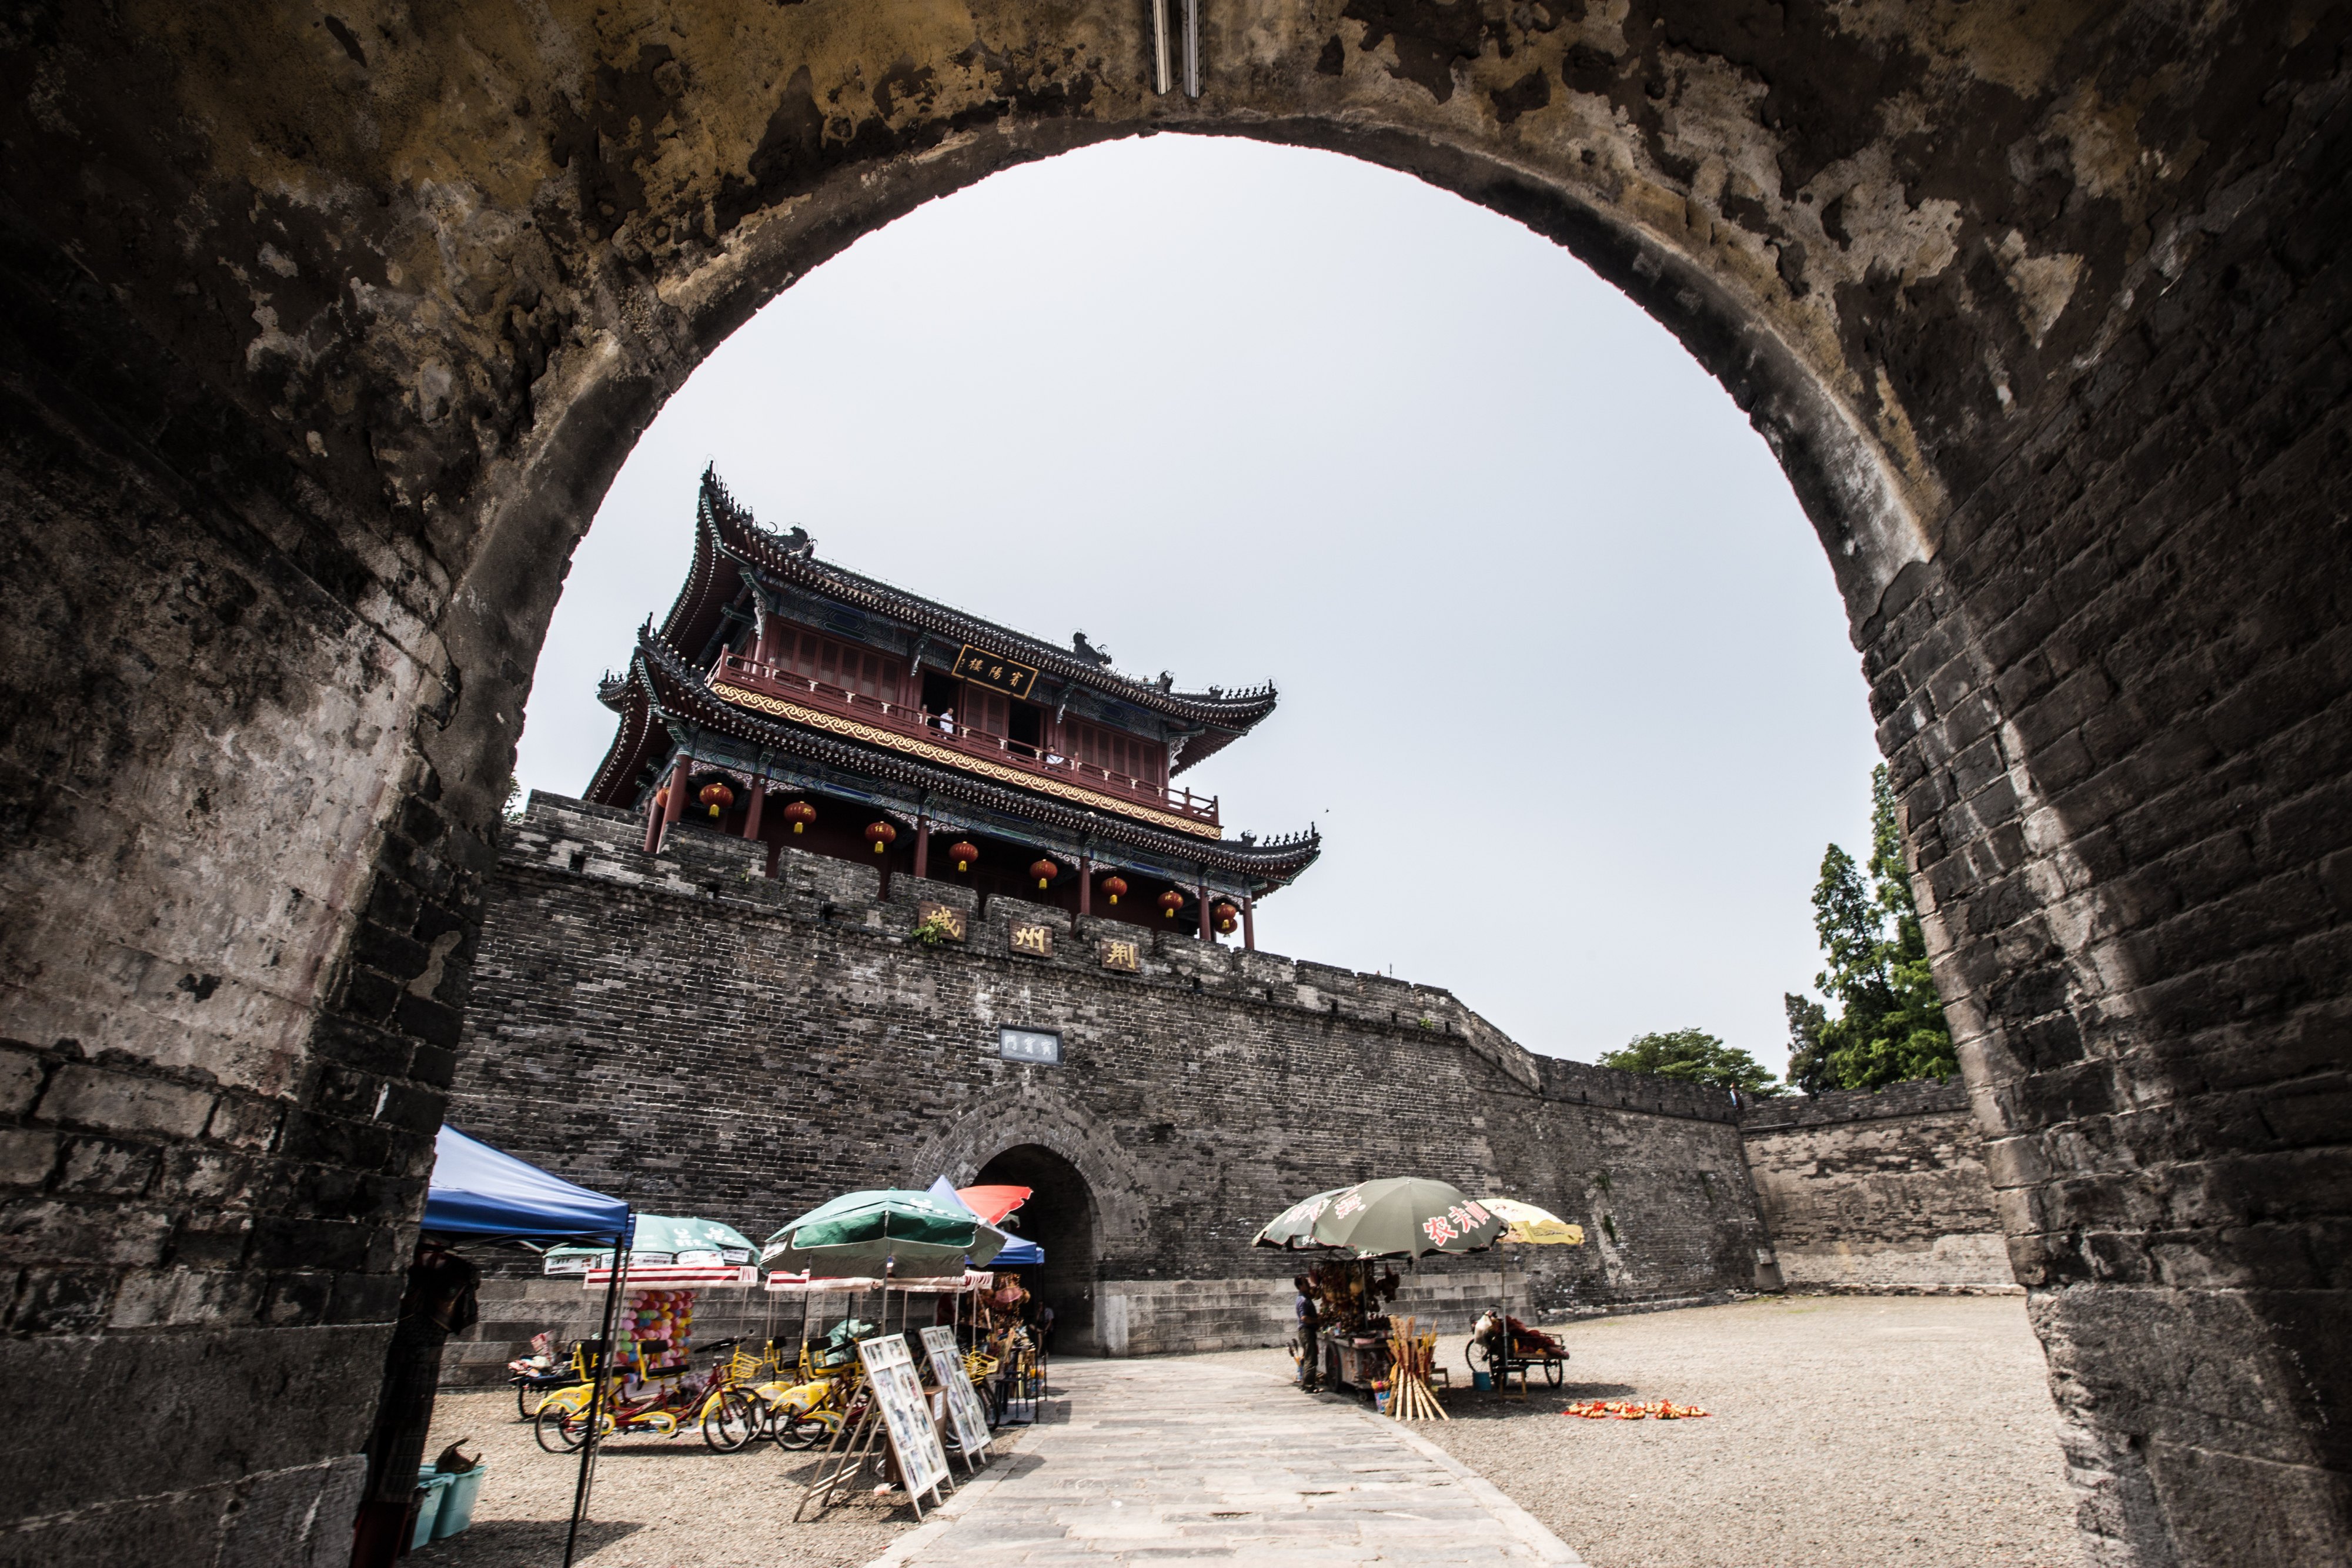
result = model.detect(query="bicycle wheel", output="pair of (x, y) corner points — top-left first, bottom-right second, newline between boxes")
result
(701, 1390), (759, 1452)
(534, 1402), (590, 1453)
(774, 1413), (828, 1450)
(516, 1382), (538, 1421)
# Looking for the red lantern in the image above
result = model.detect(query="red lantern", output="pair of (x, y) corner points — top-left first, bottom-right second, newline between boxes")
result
(1099, 875), (1128, 907)
(698, 782), (734, 819)
(653, 787), (670, 811)
(783, 800), (817, 834)
(865, 821), (897, 854)
(948, 841), (979, 873)
(1030, 858), (1059, 890)
(1215, 901), (1239, 934)
(1158, 889), (1185, 919)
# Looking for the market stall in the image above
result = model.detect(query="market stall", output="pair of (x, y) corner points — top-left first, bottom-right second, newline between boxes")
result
(1254, 1177), (1507, 1420)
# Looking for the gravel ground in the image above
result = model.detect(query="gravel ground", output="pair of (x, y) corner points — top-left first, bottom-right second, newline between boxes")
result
(411, 1386), (1041, 1568)
(415, 1296), (2079, 1567)
(1202, 1294), (2083, 1568)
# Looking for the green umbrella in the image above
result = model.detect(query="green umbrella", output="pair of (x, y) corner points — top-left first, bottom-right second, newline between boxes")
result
(542, 1214), (758, 1273)
(762, 1188), (1007, 1278)
(1252, 1178), (1505, 1259)
(1253, 1187), (1350, 1250)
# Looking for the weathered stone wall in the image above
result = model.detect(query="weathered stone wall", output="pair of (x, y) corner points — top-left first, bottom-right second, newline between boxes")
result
(446, 794), (1769, 1373)
(6, 6), (2350, 1565)
(1740, 1080), (2012, 1293)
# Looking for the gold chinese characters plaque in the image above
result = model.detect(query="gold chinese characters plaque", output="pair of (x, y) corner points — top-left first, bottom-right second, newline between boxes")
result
(1098, 937), (1141, 973)
(1010, 921), (1054, 958)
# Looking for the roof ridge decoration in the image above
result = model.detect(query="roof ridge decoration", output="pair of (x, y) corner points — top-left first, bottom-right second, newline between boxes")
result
(696, 468), (1279, 728)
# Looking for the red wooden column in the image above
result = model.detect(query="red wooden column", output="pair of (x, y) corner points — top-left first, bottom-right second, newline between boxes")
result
(1078, 858), (1092, 917)
(641, 791), (662, 855)
(913, 813), (930, 879)
(1197, 878), (1212, 942)
(1243, 898), (1256, 952)
(741, 781), (764, 842)
(653, 755), (688, 852)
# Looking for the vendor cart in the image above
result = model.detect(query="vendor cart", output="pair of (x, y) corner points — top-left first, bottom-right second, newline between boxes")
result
(1468, 1310), (1568, 1390)
(1321, 1330), (1391, 1394)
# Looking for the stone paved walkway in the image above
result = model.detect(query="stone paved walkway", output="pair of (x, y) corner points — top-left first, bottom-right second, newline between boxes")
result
(867, 1358), (1582, 1566)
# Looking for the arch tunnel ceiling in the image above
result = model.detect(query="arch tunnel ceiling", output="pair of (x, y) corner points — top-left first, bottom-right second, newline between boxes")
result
(3, 6), (2350, 1568)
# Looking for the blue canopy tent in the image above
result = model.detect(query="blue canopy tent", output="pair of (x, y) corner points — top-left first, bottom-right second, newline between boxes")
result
(423, 1126), (633, 1568)
(424, 1125), (634, 1246)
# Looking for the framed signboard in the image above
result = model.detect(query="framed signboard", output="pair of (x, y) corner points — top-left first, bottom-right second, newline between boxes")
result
(1008, 920), (1054, 958)
(952, 644), (1039, 699)
(857, 1333), (952, 1507)
(919, 1325), (993, 1468)
(998, 1027), (1062, 1066)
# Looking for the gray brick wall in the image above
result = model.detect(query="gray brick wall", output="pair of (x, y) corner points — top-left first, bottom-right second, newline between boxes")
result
(443, 794), (1770, 1379)
(1739, 1081), (2013, 1292)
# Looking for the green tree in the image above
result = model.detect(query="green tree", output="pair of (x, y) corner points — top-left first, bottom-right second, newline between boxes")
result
(1794, 765), (1957, 1090)
(1599, 1028), (1781, 1096)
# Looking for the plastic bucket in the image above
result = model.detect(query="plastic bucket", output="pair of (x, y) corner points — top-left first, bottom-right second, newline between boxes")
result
(407, 1473), (452, 1552)
(1472, 1371), (1493, 1392)
(1373, 1392), (1388, 1413)
(425, 1464), (486, 1540)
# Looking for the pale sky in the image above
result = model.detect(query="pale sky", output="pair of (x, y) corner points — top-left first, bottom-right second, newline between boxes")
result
(514, 136), (1882, 1078)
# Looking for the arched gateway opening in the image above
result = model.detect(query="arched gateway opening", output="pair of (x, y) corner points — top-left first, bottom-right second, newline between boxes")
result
(4, 9), (2348, 1567)
(975, 1145), (1101, 1355)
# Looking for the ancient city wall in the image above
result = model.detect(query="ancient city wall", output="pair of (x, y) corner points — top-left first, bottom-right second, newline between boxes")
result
(1739, 1081), (2012, 1293)
(445, 795), (1772, 1378)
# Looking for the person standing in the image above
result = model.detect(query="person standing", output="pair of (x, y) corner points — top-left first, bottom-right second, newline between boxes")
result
(1035, 1300), (1057, 1352)
(1294, 1275), (1321, 1392)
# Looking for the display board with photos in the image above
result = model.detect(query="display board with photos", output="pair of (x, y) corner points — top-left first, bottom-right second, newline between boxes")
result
(857, 1333), (952, 1506)
(919, 1325), (993, 1466)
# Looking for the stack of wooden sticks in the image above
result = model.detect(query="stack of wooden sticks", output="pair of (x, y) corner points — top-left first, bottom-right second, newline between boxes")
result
(1382, 1316), (1448, 1421)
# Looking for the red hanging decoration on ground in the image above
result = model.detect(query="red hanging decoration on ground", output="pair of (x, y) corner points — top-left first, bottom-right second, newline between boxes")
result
(697, 782), (734, 818)
(865, 821), (897, 854)
(782, 800), (817, 834)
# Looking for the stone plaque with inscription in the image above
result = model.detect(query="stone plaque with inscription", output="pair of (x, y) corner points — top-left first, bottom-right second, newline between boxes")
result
(915, 901), (967, 942)
(1098, 935), (1141, 972)
(1009, 920), (1054, 958)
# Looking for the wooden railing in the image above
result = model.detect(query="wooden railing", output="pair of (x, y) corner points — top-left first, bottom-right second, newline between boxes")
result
(709, 653), (1220, 827)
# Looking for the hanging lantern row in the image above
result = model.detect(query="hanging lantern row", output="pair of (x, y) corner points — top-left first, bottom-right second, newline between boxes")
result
(865, 821), (897, 854)
(1099, 875), (1128, 906)
(1158, 889), (1185, 919)
(698, 782), (734, 819)
(1030, 858), (1059, 890)
(1215, 901), (1240, 935)
(783, 800), (817, 834)
(949, 841), (979, 873)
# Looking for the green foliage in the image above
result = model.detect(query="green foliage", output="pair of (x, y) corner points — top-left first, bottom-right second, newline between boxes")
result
(911, 909), (961, 947)
(1790, 765), (1957, 1091)
(1598, 1028), (1781, 1096)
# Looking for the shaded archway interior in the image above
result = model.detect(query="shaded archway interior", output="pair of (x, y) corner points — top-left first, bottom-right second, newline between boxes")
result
(976, 1144), (1100, 1354)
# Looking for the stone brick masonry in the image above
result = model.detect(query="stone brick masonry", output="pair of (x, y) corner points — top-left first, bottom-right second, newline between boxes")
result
(449, 795), (1775, 1372)
(1739, 1080), (2011, 1294)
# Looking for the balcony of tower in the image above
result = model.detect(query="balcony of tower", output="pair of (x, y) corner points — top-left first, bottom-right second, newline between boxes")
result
(706, 651), (1221, 831)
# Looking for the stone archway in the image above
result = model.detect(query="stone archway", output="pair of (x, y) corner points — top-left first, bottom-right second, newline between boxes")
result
(4, 7), (2349, 1565)
(974, 1144), (1102, 1355)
